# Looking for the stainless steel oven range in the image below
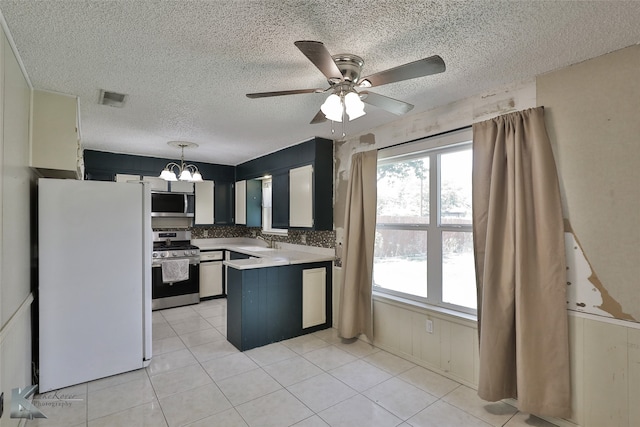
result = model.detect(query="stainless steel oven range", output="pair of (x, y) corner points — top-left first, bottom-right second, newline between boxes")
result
(151, 230), (200, 310)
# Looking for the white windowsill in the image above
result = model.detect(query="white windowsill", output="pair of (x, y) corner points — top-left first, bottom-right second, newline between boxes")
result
(372, 290), (478, 325)
(261, 229), (288, 236)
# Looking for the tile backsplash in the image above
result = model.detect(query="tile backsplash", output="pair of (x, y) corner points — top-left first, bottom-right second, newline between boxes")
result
(186, 226), (336, 249)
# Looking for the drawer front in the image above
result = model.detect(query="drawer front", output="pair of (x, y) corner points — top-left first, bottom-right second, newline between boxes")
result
(200, 251), (223, 261)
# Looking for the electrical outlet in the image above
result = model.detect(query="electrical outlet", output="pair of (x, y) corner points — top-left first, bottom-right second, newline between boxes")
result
(203, 229), (209, 238)
(300, 234), (307, 244)
(426, 319), (434, 334)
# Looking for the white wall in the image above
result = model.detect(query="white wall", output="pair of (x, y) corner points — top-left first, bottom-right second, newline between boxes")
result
(0, 22), (33, 427)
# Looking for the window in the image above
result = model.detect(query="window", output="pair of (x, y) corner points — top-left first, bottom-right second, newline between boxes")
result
(373, 129), (476, 314)
(261, 178), (287, 235)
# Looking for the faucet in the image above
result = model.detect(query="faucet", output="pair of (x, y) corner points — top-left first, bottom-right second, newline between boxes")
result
(256, 235), (274, 248)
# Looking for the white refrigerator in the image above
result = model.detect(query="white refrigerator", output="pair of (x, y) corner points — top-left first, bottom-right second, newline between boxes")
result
(38, 178), (152, 392)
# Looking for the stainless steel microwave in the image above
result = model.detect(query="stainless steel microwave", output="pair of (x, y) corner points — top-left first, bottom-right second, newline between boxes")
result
(151, 192), (195, 217)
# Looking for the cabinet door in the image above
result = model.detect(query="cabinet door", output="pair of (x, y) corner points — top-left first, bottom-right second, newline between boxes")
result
(170, 181), (194, 193)
(214, 182), (234, 225)
(246, 179), (262, 227)
(199, 260), (223, 298)
(142, 176), (169, 192)
(235, 180), (246, 225)
(289, 165), (313, 227)
(194, 181), (215, 225)
(115, 174), (141, 183)
(302, 267), (327, 329)
(31, 90), (79, 174)
(272, 171), (289, 229)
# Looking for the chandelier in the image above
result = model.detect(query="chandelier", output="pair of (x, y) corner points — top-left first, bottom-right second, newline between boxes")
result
(159, 141), (203, 182)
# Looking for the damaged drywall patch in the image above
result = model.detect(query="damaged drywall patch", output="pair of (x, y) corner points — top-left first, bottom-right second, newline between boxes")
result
(564, 221), (636, 321)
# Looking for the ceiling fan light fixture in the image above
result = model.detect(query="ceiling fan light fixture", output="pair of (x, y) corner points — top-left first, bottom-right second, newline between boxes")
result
(344, 91), (366, 121)
(321, 93), (343, 122)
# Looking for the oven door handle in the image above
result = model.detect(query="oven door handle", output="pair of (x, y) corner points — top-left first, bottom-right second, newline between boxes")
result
(152, 260), (200, 267)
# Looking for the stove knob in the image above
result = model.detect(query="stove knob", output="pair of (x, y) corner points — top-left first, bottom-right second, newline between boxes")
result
(152, 253), (158, 258)
(172, 251), (177, 256)
(161, 252), (167, 258)
(191, 250), (197, 256)
(184, 250), (189, 256)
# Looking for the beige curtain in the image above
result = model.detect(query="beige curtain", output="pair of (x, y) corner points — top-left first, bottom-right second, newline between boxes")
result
(472, 107), (571, 418)
(338, 150), (377, 340)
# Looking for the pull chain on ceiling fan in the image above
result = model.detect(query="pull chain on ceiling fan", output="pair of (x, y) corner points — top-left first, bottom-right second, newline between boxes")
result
(246, 40), (446, 131)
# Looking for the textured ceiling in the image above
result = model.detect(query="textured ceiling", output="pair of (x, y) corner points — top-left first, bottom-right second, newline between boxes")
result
(0, 1), (639, 166)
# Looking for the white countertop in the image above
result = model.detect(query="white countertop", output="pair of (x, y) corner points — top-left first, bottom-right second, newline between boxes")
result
(191, 237), (335, 270)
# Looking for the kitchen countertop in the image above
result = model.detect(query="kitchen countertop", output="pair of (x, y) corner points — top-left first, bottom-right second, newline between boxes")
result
(191, 237), (335, 270)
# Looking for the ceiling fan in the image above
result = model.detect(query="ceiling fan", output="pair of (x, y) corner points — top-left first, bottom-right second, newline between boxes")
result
(246, 41), (446, 124)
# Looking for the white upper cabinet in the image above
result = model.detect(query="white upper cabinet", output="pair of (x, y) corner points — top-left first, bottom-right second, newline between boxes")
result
(31, 89), (81, 177)
(170, 181), (194, 193)
(141, 176), (169, 192)
(289, 165), (313, 227)
(235, 180), (246, 225)
(195, 181), (215, 225)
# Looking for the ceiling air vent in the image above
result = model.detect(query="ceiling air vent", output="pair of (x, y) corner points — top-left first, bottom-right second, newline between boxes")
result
(98, 89), (127, 107)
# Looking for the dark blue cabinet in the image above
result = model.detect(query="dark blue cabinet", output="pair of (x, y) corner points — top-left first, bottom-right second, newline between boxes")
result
(271, 171), (289, 229)
(226, 262), (332, 351)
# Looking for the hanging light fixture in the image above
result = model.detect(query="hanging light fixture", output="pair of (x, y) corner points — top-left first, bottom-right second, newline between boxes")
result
(320, 86), (366, 123)
(159, 141), (203, 182)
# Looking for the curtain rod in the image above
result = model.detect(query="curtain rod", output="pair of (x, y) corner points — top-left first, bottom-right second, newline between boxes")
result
(381, 124), (472, 152)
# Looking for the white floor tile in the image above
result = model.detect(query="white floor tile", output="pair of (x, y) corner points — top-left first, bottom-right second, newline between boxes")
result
(88, 369), (148, 392)
(442, 385), (517, 426)
(235, 389), (314, 427)
(329, 359), (392, 392)
(152, 335), (186, 355)
(399, 366), (460, 398)
(244, 342), (298, 366)
(303, 345), (358, 371)
(216, 368), (282, 405)
(334, 338), (379, 358)
(184, 407), (249, 426)
(30, 383), (87, 427)
(263, 355), (323, 386)
(292, 415), (331, 426)
(503, 412), (558, 426)
(170, 317), (214, 335)
(282, 334), (330, 354)
(200, 352), (259, 381)
(179, 327), (226, 347)
(88, 400), (167, 427)
(150, 363), (212, 398)
(88, 377), (156, 420)
(364, 377), (438, 420)
(318, 394), (402, 427)
(407, 400), (493, 427)
(152, 322), (177, 340)
(189, 338), (239, 362)
(287, 373), (357, 413)
(364, 350), (417, 375)
(146, 348), (198, 376)
(159, 383), (232, 427)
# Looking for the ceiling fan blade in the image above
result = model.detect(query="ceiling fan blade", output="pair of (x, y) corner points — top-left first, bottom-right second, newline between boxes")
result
(294, 41), (343, 81)
(358, 55), (445, 88)
(246, 88), (323, 99)
(310, 110), (327, 124)
(360, 91), (414, 115)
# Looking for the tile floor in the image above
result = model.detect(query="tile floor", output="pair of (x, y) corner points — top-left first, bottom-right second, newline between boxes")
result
(30, 298), (558, 427)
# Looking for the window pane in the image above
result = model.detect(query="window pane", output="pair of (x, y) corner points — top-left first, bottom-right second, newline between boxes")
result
(439, 150), (472, 225)
(373, 229), (427, 298)
(377, 157), (429, 224)
(442, 231), (476, 309)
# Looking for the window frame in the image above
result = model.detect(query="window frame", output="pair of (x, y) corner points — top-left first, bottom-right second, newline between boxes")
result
(374, 128), (476, 316)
